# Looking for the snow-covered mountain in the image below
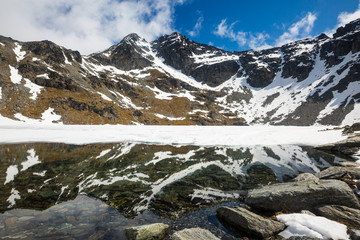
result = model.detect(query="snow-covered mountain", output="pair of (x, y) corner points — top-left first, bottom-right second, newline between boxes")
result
(1, 19), (360, 125)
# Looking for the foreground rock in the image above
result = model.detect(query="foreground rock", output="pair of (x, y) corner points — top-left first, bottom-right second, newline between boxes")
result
(315, 135), (360, 158)
(216, 206), (285, 238)
(171, 228), (220, 240)
(316, 205), (360, 229)
(125, 223), (169, 240)
(315, 166), (360, 179)
(245, 179), (360, 212)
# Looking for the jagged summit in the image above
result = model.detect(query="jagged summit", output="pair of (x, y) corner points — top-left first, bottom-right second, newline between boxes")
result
(0, 19), (359, 126)
(334, 18), (360, 38)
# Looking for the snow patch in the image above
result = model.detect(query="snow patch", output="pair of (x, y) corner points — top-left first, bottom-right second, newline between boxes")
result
(7, 188), (20, 208)
(96, 149), (112, 159)
(41, 108), (62, 123)
(24, 78), (43, 100)
(4, 165), (19, 185)
(21, 149), (41, 171)
(14, 43), (26, 62)
(9, 66), (22, 84)
(277, 213), (349, 240)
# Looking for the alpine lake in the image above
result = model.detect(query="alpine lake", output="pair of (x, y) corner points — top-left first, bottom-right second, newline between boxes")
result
(0, 142), (344, 239)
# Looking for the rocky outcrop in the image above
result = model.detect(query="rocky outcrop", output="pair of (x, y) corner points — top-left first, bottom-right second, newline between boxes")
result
(245, 179), (360, 212)
(171, 228), (220, 240)
(125, 223), (169, 240)
(316, 205), (360, 229)
(216, 206), (285, 238)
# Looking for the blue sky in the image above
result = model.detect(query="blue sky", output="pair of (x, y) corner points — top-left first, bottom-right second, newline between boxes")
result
(174, 0), (360, 51)
(0, 0), (359, 54)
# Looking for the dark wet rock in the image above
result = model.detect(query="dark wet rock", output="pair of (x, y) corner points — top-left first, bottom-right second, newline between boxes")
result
(350, 229), (360, 240)
(315, 166), (360, 180)
(125, 223), (169, 240)
(343, 122), (360, 134)
(216, 206), (285, 238)
(292, 173), (319, 182)
(245, 180), (360, 212)
(315, 205), (360, 229)
(171, 227), (220, 240)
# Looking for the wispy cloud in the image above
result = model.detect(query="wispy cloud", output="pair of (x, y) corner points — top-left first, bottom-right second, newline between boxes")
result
(213, 19), (247, 47)
(187, 15), (204, 37)
(275, 12), (317, 46)
(0, 0), (185, 54)
(213, 12), (318, 51)
(249, 33), (272, 50)
(326, 1), (360, 36)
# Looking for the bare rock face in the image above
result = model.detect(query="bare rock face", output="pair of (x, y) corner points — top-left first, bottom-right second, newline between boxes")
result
(216, 206), (285, 238)
(125, 223), (169, 240)
(316, 205), (360, 229)
(245, 180), (360, 212)
(171, 228), (220, 240)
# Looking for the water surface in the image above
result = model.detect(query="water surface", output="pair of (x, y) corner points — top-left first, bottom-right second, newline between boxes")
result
(0, 143), (342, 239)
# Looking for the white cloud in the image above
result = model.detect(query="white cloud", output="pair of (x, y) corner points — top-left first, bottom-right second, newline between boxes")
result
(0, 0), (185, 54)
(213, 19), (247, 47)
(187, 16), (204, 37)
(326, 2), (360, 36)
(249, 33), (272, 50)
(275, 12), (317, 46)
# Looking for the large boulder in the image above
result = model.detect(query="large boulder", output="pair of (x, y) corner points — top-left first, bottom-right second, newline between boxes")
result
(245, 180), (360, 212)
(316, 166), (360, 179)
(171, 228), (220, 240)
(216, 206), (285, 238)
(316, 205), (360, 229)
(125, 223), (169, 240)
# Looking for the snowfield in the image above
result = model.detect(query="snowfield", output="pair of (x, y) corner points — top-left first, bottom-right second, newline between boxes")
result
(0, 115), (346, 146)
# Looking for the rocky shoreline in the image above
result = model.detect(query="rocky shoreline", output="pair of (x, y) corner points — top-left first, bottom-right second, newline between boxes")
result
(125, 123), (360, 240)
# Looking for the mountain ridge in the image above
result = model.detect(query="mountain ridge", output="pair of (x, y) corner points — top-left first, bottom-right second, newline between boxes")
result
(0, 19), (360, 125)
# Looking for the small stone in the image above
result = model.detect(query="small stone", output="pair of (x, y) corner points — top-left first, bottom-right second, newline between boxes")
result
(125, 223), (169, 240)
(300, 210), (316, 216)
(171, 228), (220, 240)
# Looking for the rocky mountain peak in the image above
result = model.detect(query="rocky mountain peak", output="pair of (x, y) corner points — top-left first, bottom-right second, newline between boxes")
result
(333, 18), (360, 38)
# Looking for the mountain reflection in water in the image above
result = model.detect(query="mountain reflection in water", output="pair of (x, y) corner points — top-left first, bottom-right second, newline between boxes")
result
(0, 142), (342, 239)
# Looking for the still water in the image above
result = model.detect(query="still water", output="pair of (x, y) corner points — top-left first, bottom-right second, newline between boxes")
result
(0, 143), (341, 239)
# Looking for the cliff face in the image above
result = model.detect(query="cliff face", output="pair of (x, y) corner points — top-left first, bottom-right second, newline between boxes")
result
(1, 19), (360, 125)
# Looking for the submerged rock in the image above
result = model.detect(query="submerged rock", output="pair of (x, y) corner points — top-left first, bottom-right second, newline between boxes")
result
(245, 179), (360, 212)
(171, 227), (220, 240)
(125, 223), (169, 240)
(216, 206), (285, 238)
(315, 205), (360, 229)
